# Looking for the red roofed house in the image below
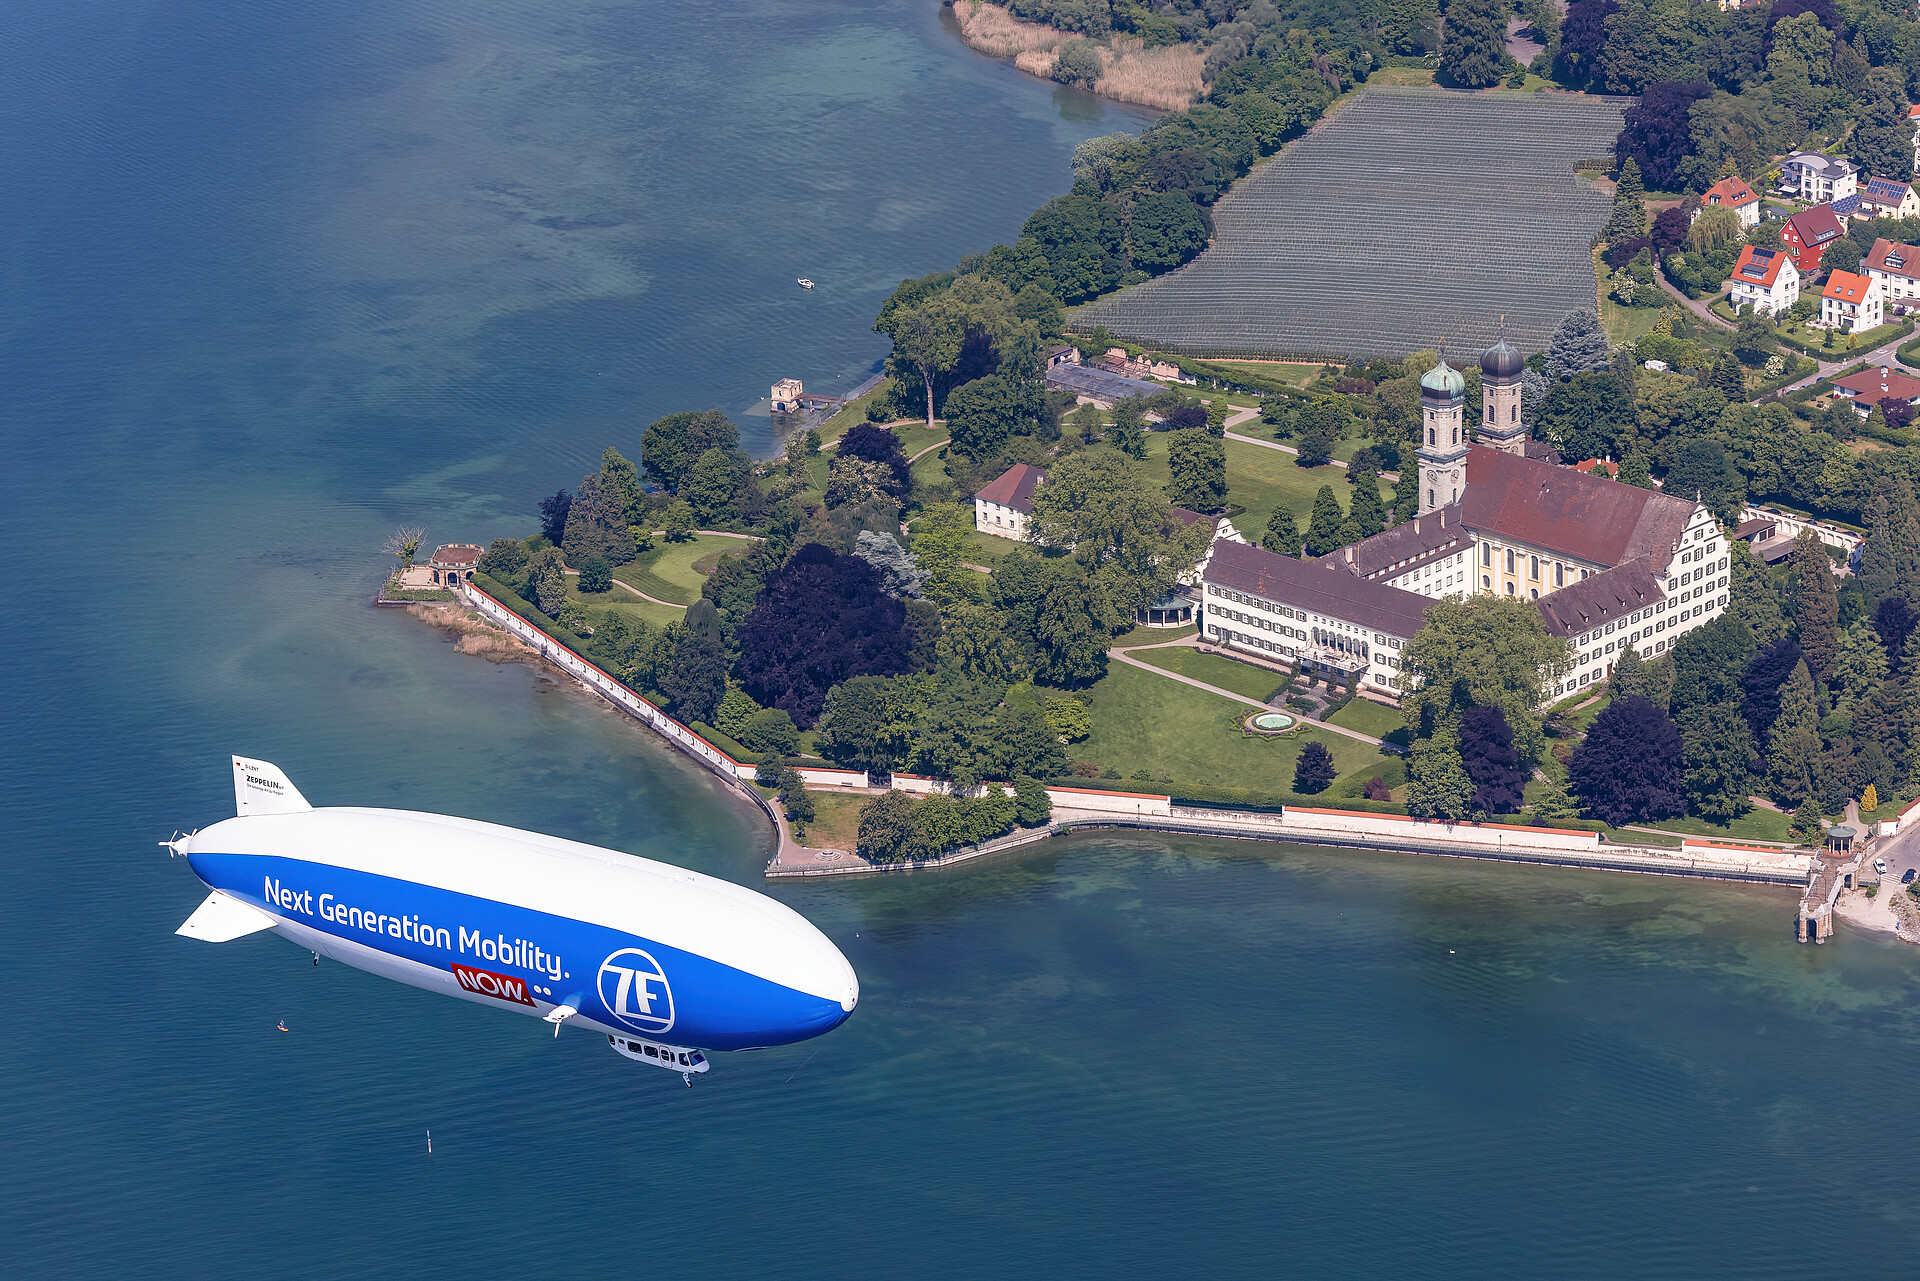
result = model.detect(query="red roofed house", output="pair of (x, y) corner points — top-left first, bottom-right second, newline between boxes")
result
(1784, 203), (1849, 265)
(1781, 204), (1848, 274)
(1698, 176), (1760, 228)
(1571, 458), (1619, 479)
(1864, 238), (1920, 309)
(973, 462), (1046, 541)
(1728, 245), (1800, 316)
(1821, 269), (1883, 332)
(1831, 365), (1920, 416)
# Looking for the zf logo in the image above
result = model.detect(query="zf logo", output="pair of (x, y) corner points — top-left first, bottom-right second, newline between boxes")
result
(598, 948), (674, 1034)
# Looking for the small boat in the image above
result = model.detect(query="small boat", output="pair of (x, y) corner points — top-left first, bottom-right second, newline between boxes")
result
(797, 277), (814, 290)
(276, 1020), (289, 1032)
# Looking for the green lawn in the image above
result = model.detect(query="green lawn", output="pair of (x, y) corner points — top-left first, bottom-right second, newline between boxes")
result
(611, 533), (740, 605)
(1110, 622), (1198, 648)
(1635, 808), (1793, 843)
(1205, 360), (1323, 386)
(567, 579), (684, 630)
(1328, 698), (1407, 740)
(1126, 646), (1290, 703)
(955, 527), (1027, 566)
(1075, 662), (1397, 790)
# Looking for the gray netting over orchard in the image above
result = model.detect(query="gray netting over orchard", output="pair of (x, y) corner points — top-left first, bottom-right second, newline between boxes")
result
(1074, 87), (1627, 361)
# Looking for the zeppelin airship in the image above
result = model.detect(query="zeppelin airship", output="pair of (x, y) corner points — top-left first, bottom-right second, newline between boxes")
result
(170, 756), (858, 1080)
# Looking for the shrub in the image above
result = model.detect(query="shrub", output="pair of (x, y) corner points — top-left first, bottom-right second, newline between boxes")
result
(741, 707), (801, 756)
(1293, 741), (1337, 793)
(1364, 776), (1391, 801)
(578, 554), (612, 593)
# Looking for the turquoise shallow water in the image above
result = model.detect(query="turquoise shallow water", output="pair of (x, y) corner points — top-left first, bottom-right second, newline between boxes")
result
(4, 2), (1920, 1277)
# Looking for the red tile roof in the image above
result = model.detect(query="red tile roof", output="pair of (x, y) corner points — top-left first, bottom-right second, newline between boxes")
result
(1832, 366), (1920, 405)
(1703, 177), (1758, 209)
(1865, 238), (1920, 281)
(1731, 244), (1789, 288)
(974, 462), (1047, 513)
(1460, 447), (1696, 574)
(1571, 458), (1617, 477)
(1823, 270), (1874, 303)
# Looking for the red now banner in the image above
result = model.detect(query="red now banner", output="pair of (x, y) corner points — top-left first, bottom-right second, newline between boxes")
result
(451, 962), (534, 1006)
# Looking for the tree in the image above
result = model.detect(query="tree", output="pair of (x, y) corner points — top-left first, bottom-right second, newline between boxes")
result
(383, 526), (426, 570)
(1303, 485), (1348, 557)
(577, 555), (612, 593)
(1790, 529), (1839, 681)
(852, 530), (929, 599)
(945, 374), (1027, 461)
(837, 423), (913, 498)
(1663, 439), (1744, 525)
(664, 600), (728, 723)
(1407, 730), (1476, 820)
(1767, 659), (1823, 806)
(1569, 695), (1685, 825)
(1026, 451), (1209, 616)
(1829, 619), (1888, 716)
(1875, 596), (1917, 672)
(1263, 504), (1303, 556)
(1669, 614), (1756, 725)
(1441, 0), (1509, 88)
(818, 675), (916, 771)
(825, 454), (896, 509)
(736, 544), (915, 728)
(1741, 638), (1805, 745)
(1165, 429), (1227, 511)
(1293, 740), (1337, 794)
(563, 472), (637, 566)
(1042, 695), (1092, 743)
(683, 447), (747, 526)
(1053, 37), (1103, 86)
(1129, 189), (1210, 272)
(1609, 645), (1650, 701)
(1851, 93), (1914, 188)
(640, 409), (738, 492)
(1683, 702), (1756, 823)
(1546, 310), (1611, 382)
(1604, 159), (1650, 246)
(1615, 82), (1712, 191)
(1401, 595), (1569, 766)
(1013, 775), (1053, 826)
(857, 790), (921, 862)
(909, 502), (979, 611)
(537, 491), (572, 545)
(1732, 309), (1777, 364)
(1824, 238), (1862, 275)
(479, 538), (529, 580)
(1726, 542), (1787, 644)
(892, 299), (966, 427)
(663, 500), (695, 542)
(1458, 705), (1528, 813)
(1295, 397), (1341, 465)
(598, 447), (642, 526)
(1687, 205), (1741, 254)
(526, 546), (567, 617)
(743, 707), (802, 757)
(1617, 449), (1653, 489)
(1863, 782), (1880, 815)
(1709, 352), (1745, 402)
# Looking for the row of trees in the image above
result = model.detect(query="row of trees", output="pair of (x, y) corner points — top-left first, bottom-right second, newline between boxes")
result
(1590, 0), (1919, 194)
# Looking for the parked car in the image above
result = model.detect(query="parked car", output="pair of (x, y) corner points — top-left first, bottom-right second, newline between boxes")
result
(1903, 867), (1917, 885)
(1875, 857), (1887, 875)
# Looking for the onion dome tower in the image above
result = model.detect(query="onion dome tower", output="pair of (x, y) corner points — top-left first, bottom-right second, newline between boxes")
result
(1417, 352), (1467, 516)
(1478, 318), (1528, 456)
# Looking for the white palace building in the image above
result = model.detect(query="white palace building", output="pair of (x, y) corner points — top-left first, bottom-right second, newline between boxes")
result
(1201, 333), (1730, 698)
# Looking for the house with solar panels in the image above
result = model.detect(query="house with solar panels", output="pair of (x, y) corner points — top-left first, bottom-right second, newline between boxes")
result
(1728, 245), (1800, 316)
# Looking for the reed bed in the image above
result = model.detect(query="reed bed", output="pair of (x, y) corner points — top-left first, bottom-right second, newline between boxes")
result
(953, 2), (1063, 58)
(1094, 37), (1206, 111)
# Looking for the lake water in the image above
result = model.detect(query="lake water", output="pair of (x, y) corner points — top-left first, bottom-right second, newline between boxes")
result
(3, 2), (1918, 1277)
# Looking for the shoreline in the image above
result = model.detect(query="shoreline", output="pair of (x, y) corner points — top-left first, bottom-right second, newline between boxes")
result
(944, 2), (1206, 113)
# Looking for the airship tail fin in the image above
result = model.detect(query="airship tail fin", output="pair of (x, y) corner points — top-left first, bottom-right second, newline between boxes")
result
(231, 756), (312, 816)
(176, 889), (278, 942)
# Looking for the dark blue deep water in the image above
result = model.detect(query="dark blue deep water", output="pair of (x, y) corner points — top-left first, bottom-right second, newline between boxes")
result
(4, 3), (1919, 1277)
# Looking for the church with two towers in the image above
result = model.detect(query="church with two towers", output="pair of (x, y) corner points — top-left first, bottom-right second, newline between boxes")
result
(1200, 331), (1734, 700)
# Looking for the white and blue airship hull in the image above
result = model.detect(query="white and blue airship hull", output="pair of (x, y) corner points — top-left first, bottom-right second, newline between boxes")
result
(172, 757), (858, 1074)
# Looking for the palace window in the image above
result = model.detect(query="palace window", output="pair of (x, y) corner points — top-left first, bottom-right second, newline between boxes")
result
(1505, 548), (1515, 574)
(1529, 556), (1539, 581)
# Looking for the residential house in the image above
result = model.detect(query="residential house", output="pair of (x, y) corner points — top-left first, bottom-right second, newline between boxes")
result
(1831, 365), (1920, 417)
(1045, 345), (1081, 368)
(1821, 270), (1883, 333)
(1697, 175), (1761, 227)
(1727, 245), (1800, 316)
(973, 462), (1045, 540)
(1911, 104), (1920, 173)
(1782, 152), (1859, 204)
(1781, 204), (1848, 274)
(1864, 238), (1920, 308)
(1856, 176), (1920, 220)
(1830, 193), (1863, 220)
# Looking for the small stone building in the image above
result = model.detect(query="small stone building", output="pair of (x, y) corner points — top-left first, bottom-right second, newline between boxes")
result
(428, 543), (483, 586)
